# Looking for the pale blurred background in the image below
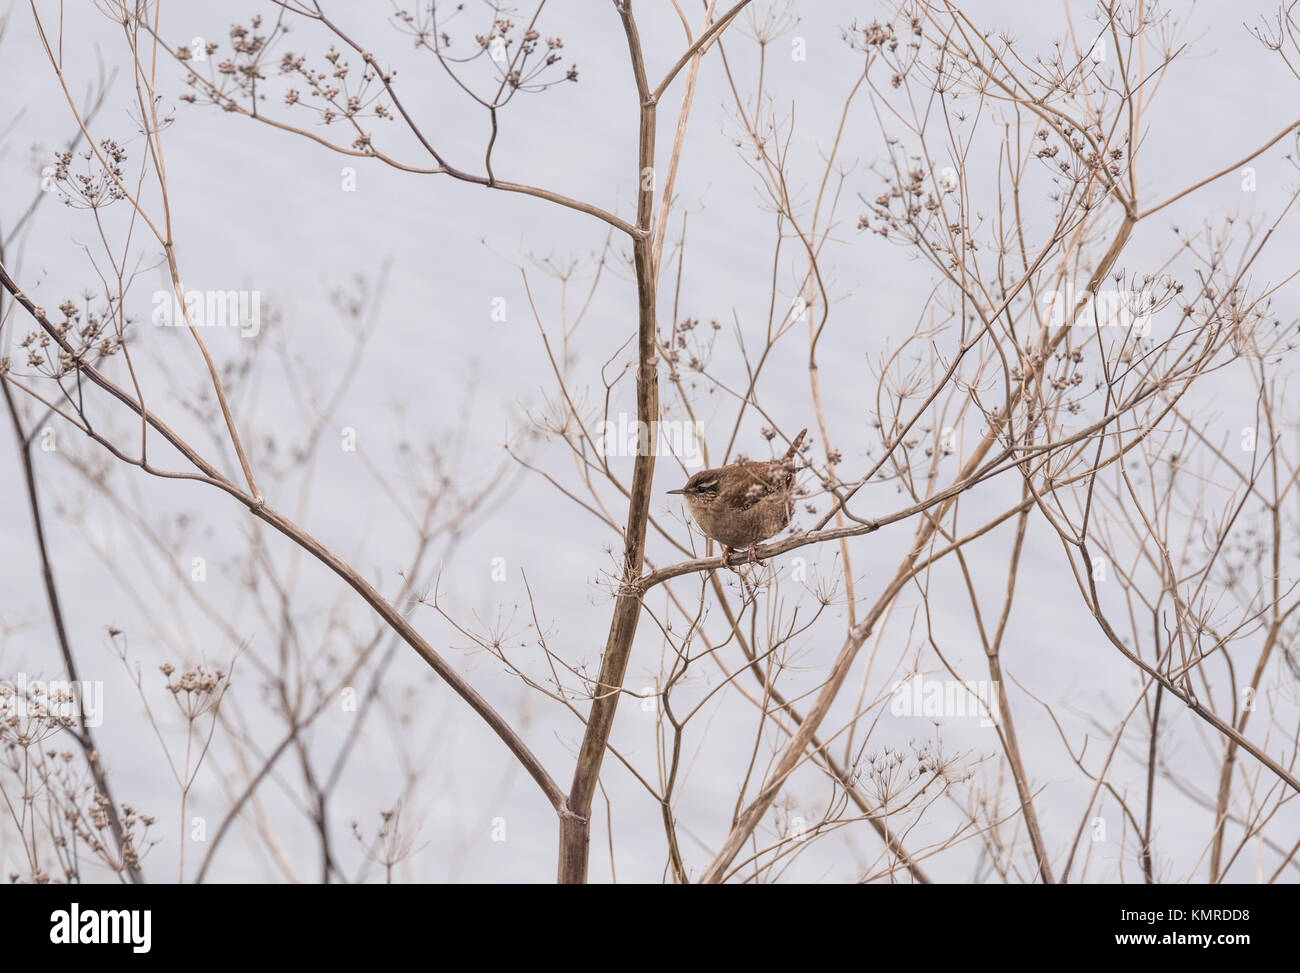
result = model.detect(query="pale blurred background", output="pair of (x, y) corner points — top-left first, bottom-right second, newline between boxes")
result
(1, 0), (1298, 882)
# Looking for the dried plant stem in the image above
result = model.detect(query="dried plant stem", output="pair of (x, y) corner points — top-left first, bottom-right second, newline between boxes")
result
(698, 215), (1139, 883)
(0, 376), (142, 883)
(0, 259), (568, 822)
(558, 1), (660, 884)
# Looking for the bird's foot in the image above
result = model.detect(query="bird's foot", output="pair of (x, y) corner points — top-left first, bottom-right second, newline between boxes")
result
(747, 542), (760, 564)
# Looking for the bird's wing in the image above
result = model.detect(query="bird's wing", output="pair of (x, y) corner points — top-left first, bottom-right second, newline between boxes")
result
(722, 461), (787, 510)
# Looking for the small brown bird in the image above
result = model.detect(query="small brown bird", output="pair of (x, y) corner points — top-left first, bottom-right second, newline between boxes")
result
(668, 428), (807, 564)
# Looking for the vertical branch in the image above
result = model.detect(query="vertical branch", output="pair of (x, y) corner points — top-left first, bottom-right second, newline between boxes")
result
(1142, 680), (1163, 883)
(0, 376), (143, 883)
(558, 0), (658, 884)
(978, 493), (1054, 883)
(0, 71), (136, 881)
(1209, 366), (1284, 881)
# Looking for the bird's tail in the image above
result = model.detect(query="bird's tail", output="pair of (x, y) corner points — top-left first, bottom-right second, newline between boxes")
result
(784, 428), (808, 461)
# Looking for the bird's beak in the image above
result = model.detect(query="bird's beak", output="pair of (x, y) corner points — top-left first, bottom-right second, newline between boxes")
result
(666, 488), (686, 495)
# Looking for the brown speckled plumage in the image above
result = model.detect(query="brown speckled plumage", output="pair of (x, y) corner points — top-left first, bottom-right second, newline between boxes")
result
(668, 429), (806, 563)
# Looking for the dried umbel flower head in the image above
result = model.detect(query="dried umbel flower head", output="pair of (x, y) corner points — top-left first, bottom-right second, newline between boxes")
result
(49, 142), (129, 210)
(161, 663), (231, 719)
(393, 4), (578, 90)
(0, 680), (78, 746)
